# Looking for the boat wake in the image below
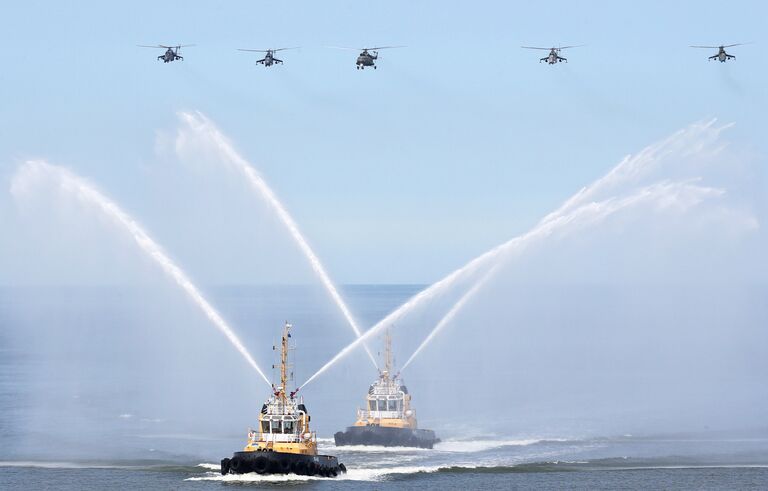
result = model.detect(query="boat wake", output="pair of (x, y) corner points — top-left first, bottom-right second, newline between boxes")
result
(322, 438), (559, 454)
(187, 464), (443, 482)
(434, 438), (563, 453)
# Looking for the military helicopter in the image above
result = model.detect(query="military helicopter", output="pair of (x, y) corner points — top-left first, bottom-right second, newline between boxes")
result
(689, 43), (746, 62)
(138, 44), (194, 63)
(521, 45), (583, 64)
(237, 47), (299, 67)
(329, 46), (405, 69)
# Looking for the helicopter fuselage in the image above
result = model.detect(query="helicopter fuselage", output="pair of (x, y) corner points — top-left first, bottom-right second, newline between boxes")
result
(711, 48), (734, 62)
(541, 50), (565, 64)
(259, 53), (283, 67)
(159, 49), (182, 63)
(356, 51), (377, 69)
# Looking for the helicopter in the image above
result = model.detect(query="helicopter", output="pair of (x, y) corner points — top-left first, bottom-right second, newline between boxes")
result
(689, 43), (746, 62)
(138, 44), (193, 63)
(330, 46), (405, 69)
(521, 45), (583, 64)
(237, 47), (299, 67)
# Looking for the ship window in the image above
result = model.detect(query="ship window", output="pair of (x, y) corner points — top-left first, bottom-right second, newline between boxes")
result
(284, 420), (295, 433)
(270, 419), (281, 433)
(387, 399), (397, 411)
(261, 421), (269, 433)
(369, 400), (376, 411)
(377, 399), (387, 411)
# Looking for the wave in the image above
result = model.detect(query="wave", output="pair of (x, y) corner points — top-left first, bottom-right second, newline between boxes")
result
(0, 460), (208, 473)
(0, 461), (130, 470)
(434, 438), (562, 453)
(325, 444), (431, 453)
(186, 465), (444, 483)
(320, 438), (567, 454)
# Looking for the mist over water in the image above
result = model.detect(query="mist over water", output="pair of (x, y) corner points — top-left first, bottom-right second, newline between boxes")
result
(0, 117), (766, 483)
(304, 120), (760, 387)
(10, 161), (270, 386)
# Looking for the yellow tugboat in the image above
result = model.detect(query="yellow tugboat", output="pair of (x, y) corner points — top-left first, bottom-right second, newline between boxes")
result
(221, 322), (346, 477)
(334, 330), (439, 449)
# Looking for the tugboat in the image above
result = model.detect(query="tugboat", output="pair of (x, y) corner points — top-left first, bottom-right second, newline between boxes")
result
(221, 322), (346, 477)
(334, 330), (439, 449)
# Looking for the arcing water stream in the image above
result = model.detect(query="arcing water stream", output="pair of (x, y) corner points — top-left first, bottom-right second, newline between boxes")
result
(399, 179), (728, 372)
(300, 120), (735, 388)
(10, 160), (271, 385)
(176, 111), (378, 369)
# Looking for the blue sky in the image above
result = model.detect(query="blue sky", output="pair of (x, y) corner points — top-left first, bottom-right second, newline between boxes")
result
(0, 0), (766, 284)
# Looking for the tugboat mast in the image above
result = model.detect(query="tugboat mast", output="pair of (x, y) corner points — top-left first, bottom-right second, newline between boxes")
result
(274, 322), (293, 402)
(381, 328), (393, 381)
(280, 322), (291, 402)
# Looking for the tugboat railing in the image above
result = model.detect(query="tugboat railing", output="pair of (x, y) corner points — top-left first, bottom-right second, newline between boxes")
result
(357, 408), (414, 420)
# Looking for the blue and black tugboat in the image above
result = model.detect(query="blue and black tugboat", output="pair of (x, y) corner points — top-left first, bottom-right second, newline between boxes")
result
(334, 330), (439, 449)
(221, 322), (346, 477)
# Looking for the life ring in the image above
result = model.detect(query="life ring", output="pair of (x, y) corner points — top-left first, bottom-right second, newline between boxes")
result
(220, 458), (230, 475)
(253, 456), (268, 474)
(229, 456), (243, 473)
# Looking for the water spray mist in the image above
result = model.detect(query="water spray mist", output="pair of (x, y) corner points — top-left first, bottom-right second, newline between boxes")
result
(176, 111), (379, 369)
(11, 160), (271, 385)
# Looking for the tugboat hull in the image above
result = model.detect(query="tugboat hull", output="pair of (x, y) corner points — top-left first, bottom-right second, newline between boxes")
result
(334, 426), (439, 449)
(221, 451), (346, 477)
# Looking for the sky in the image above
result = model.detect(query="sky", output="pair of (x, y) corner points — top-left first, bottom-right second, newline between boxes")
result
(1, 1), (768, 452)
(0, 0), (766, 285)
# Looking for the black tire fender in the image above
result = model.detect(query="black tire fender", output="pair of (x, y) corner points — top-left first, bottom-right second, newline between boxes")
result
(229, 456), (243, 473)
(253, 456), (268, 474)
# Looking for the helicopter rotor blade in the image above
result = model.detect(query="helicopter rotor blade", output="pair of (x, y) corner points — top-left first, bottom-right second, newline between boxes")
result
(272, 47), (300, 52)
(689, 45), (720, 49)
(521, 46), (552, 50)
(558, 45), (584, 50)
(325, 46), (361, 51)
(723, 42), (750, 48)
(365, 46), (406, 50)
(138, 45), (166, 49)
(238, 49), (270, 52)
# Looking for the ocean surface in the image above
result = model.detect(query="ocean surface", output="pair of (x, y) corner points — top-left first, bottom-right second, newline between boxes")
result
(2, 285), (767, 490)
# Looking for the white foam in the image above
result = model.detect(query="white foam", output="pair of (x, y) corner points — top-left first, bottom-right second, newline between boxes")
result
(435, 439), (544, 453)
(185, 465), (442, 483)
(325, 444), (430, 453)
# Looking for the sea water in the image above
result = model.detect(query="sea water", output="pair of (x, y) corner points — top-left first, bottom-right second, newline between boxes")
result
(2, 285), (768, 490)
